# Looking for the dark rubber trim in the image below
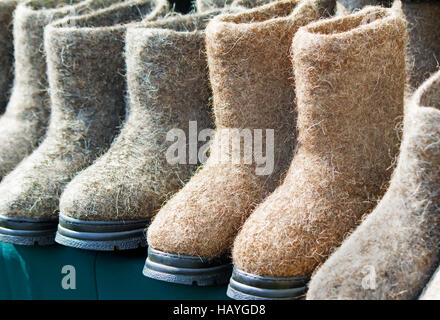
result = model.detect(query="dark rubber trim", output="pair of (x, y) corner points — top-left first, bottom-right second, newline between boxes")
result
(143, 247), (232, 286)
(226, 267), (309, 300)
(55, 214), (149, 251)
(59, 215), (149, 233)
(0, 215), (57, 246)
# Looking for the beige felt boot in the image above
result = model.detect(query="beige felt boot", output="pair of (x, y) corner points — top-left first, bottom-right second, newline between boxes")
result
(307, 70), (440, 300)
(0, 0), (19, 114)
(420, 264), (440, 300)
(0, 0), (168, 246)
(144, 0), (334, 287)
(229, 6), (407, 299)
(55, 9), (236, 251)
(0, 0), (127, 181)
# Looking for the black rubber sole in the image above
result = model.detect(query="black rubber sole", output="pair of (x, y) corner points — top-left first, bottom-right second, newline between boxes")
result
(0, 215), (57, 246)
(227, 267), (309, 300)
(143, 247), (233, 286)
(55, 215), (149, 251)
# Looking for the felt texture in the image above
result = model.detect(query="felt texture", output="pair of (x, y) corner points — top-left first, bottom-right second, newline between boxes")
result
(0, 0), (19, 114)
(232, 0), (275, 8)
(336, 0), (391, 11)
(401, 1), (440, 89)
(232, 6), (407, 278)
(420, 264), (440, 300)
(335, 0), (440, 90)
(0, 0), (168, 220)
(0, 0), (126, 181)
(59, 10), (231, 222)
(196, 0), (233, 11)
(307, 69), (440, 300)
(147, 0), (332, 258)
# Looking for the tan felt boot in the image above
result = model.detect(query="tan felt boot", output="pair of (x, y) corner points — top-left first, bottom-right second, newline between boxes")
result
(229, 6), (407, 299)
(307, 70), (440, 300)
(56, 9), (235, 251)
(0, 0), (168, 246)
(144, 0), (334, 287)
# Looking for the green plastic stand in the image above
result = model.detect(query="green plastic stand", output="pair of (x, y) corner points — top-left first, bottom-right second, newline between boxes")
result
(0, 243), (229, 300)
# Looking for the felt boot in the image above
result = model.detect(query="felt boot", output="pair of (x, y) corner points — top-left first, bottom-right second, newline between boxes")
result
(0, 0), (19, 114)
(307, 70), (440, 300)
(420, 264), (440, 300)
(0, 0), (168, 246)
(228, 6), (407, 300)
(0, 0), (126, 181)
(55, 9), (233, 251)
(144, 0), (334, 287)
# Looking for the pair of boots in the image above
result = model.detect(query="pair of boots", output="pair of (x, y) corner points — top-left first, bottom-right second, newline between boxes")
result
(0, 0), (135, 181)
(0, 0), (170, 245)
(0, 0), (246, 247)
(142, 0), (409, 300)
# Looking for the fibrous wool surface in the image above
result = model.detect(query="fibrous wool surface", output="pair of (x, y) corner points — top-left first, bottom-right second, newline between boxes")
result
(0, 0), (125, 181)
(232, 7), (407, 278)
(231, 0), (275, 9)
(336, 0), (391, 11)
(59, 9), (231, 222)
(420, 264), (440, 300)
(195, 0), (233, 12)
(0, 0), (168, 220)
(147, 0), (330, 258)
(0, 0), (19, 114)
(232, 0), (335, 12)
(335, 1), (440, 90)
(307, 70), (440, 300)
(401, 1), (440, 90)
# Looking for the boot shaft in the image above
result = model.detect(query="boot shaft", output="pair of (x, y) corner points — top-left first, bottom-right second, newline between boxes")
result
(205, 0), (321, 131)
(43, 0), (167, 152)
(125, 11), (224, 125)
(12, 0), (122, 90)
(292, 7), (407, 168)
(6, 0), (124, 119)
